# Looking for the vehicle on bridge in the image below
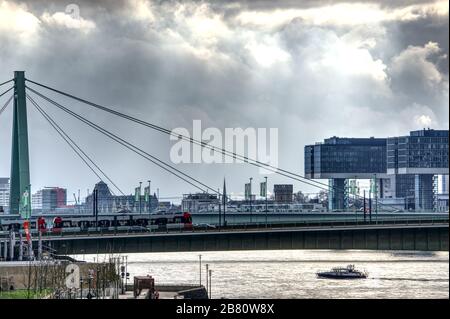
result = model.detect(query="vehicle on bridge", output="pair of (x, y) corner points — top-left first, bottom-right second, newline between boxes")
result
(0, 211), (193, 234)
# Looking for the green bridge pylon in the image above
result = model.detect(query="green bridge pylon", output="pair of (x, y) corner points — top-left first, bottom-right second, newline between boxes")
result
(9, 71), (30, 216)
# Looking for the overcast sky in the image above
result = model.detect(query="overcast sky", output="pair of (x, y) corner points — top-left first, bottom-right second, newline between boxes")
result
(0, 0), (448, 202)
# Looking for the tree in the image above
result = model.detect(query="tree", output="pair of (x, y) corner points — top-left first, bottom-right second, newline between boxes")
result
(294, 191), (307, 203)
(318, 190), (328, 207)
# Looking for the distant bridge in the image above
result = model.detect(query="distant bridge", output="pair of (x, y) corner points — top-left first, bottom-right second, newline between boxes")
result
(42, 222), (448, 255)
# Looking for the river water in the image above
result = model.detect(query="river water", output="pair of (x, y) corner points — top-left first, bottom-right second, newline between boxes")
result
(79, 250), (449, 299)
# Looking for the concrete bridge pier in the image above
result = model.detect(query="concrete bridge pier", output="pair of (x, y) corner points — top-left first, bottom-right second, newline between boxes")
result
(329, 178), (346, 210)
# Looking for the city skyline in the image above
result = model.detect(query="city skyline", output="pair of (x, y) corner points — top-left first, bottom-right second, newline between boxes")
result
(0, 1), (448, 302)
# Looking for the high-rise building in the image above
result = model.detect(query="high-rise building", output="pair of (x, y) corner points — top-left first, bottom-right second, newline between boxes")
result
(304, 129), (449, 211)
(387, 129), (448, 210)
(0, 177), (10, 213)
(32, 189), (43, 209)
(442, 175), (449, 194)
(304, 137), (392, 210)
(305, 137), (387, 179)
(33, 187), (67, 212)
(84, 181), (159, 213)
(274, 184), (293, 203)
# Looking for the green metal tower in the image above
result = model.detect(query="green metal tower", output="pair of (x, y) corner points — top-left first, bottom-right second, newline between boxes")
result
(9, 71), (30, 216)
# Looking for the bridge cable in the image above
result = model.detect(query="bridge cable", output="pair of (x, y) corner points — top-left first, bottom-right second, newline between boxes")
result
(24, 79), (334, 188)
(25, 79), (398, 210)
(24, 79), (379, 202)
(27, 87), (340, 197)
(26, 88), (220, 195)
(0, 95), (13, 116)
(0, 79), (13, 87)
(26, 87), (354, 203)
(26, 94), (124, 196)
(0, 86), (13, 99)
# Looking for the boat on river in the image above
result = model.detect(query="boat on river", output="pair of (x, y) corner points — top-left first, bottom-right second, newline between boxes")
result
(316, 265), (368, 279)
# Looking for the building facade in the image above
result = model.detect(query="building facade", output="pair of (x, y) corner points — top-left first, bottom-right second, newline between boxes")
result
(304, 129), (449, 211)
(273, 184), (294, 203)
(305, 136), (392, 211)
(305, 137), (387, 179)
(387, 129), (448, 210)
(32, 187), (67, 212)
(442, 175), (449, 194)
(84, 181), (159, 214)
(181, 193), (219, 213)
(0, 178), (10, 213)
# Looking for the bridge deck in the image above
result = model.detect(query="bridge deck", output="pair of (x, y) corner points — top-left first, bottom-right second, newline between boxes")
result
(40, 222), (448, 254)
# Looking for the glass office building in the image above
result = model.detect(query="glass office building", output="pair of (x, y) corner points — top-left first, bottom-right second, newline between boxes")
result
(387, 129), (448, 174)
(386, 129), (448, 210)
(305, 137), (387, 179)
(304, 129), (449, 211)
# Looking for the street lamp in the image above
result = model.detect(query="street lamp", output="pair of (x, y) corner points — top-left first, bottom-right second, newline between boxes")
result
(205, 264), (209, 297)
(249, 177), (253, 223)
(265, 176), (268, 228)
(79, 276), (84, 299)
(139, 181), (142, 215)
(218, 188), (221, 229)
(208, 269), (212, 299)
(148, 180), (151, 214)
(374, 173), (378, 223)
(87, 269), (94, 299)
(198, 254), (202, 286)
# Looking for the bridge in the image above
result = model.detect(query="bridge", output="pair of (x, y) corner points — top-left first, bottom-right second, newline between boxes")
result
(36, 222), (449, 254)
(1, 71), (449, 261)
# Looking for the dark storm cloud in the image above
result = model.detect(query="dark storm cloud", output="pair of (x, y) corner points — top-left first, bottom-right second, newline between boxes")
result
(389, 14), (449, 73)
(0, 0), (448, 199)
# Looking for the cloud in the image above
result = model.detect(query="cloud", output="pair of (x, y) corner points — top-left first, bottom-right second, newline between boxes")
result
(415, 114), (433, 127)
(0, 1), (40, 42)
(231, 1), (448, 30)
(0, 0), (448, 198)
(389, 41), (448, 105)
(41, 10), (96, 33)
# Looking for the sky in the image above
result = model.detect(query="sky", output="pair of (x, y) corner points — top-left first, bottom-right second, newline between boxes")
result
(0, 0), (448, 203)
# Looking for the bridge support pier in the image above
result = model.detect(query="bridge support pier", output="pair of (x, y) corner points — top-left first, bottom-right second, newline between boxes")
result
(328, 178), (346, 211)
(9, 71), (30, 216)
(414, 174), (434, 211)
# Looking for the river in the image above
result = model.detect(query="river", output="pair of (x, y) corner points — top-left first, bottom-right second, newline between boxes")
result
(78, 250), (449, 299)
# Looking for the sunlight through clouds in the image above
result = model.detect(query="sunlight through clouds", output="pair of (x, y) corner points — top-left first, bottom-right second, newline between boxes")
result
(0, 1), (40, 42)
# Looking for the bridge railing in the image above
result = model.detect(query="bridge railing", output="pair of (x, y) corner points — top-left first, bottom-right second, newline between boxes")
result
(217, 215), (449, 230)
(0, 215), (448, 239)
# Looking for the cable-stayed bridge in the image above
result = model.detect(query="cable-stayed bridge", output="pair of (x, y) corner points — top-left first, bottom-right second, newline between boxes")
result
(0, 71), (448, 257)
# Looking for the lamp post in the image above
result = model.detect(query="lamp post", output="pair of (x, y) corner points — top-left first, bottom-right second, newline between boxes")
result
(148, 180), (151, 213)
(208, 269), (212, 299)
(374, 173), (378, 223)
(139, 182), (142, 215)
(218, 188), (221, 229)
(205, 264), (209, 297)
(86, 269), (93, 299)
(79, 276), (84, 299)
(265, 176), (268, 228)
(120, 258), (125, 294)
(198, 254), (202, 286)
(125, 256), (129, 293)
(249, 177), (253, 223)
(147, 180), (151, 233)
